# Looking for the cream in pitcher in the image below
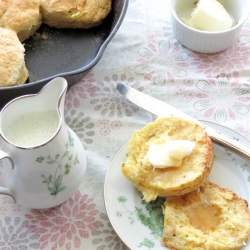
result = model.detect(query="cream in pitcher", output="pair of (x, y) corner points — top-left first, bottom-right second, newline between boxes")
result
(0, 77), (86, 209)
(4, 110), (58, 147)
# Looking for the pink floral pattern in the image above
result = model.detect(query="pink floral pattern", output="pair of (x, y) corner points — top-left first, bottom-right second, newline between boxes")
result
(110, 120), (122, 130)
(191, 42), (250, 84)
(98, 116), (122, 136)
(25, 191), (99, 250)
(175, 74), (250, 123)
(99, 126), (111, 136)
(135, 40), (189, 85)
(193, 74), (250, 123)
(66, 73), (95, 110)
(233, 121), (250, 140)
(99, 116), (110, 125)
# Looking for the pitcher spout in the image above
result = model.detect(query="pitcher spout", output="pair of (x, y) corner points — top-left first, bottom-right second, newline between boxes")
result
(38, 77), (68, 117)
(0, 77), (68, 149)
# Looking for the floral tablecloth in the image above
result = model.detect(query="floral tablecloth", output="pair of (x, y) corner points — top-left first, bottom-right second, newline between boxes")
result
(0, 0), (250, 249)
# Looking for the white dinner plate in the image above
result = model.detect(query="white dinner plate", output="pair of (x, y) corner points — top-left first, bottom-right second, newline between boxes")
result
(104, 121), (250, 250)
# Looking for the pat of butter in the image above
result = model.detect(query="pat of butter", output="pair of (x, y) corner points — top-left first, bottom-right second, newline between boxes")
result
(182, 0), (233, 32)
(147, 140), (195, 169)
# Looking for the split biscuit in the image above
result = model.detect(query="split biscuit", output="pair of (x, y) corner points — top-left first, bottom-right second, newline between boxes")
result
(121, 116), (213, 202)
(162, 180), (250, 250)
(0, 28), (28, 87)
(40, 0), (112, 29)
(0, 0), (42, 42)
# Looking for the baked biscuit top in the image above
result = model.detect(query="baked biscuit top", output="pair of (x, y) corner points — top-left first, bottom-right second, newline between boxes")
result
(41, 0), (112, 28)
(0, 0), (42, 42)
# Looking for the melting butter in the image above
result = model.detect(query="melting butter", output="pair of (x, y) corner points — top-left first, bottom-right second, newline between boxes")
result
(147, 140), (195, 168)
(182, 0), (233, 32)
(185, 202), (221, 233)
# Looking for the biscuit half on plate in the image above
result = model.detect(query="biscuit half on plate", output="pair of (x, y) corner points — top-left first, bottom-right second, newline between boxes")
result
(121, 117), (213, 202)
(162, 180), (250, 250)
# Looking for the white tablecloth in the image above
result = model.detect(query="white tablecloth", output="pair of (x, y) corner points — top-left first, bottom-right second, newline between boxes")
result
(0, 0), (250, 249)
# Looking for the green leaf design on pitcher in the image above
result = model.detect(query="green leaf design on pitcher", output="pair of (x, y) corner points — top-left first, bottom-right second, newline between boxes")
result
(37, 131), (79, 198)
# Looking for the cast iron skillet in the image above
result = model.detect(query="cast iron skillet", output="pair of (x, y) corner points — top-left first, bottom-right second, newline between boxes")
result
(0, 0), (129, 109)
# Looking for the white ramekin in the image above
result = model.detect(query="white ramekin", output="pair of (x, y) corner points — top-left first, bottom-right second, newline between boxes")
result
(169, 0), (250, 53)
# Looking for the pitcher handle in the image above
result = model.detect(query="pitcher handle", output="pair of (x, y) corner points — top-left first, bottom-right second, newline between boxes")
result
(0, 150), (15, 201)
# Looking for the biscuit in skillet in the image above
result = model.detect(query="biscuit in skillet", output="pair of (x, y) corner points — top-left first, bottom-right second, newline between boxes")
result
(0, 0), (42, 42)
(162, 180), (250, 250)
(0, 28), (28, 87)
(40, 0), (112, 29)
(121, 116), (213, 202)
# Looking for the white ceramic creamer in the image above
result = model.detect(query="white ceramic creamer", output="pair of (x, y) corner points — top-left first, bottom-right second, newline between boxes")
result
(0, 77), (86, 209)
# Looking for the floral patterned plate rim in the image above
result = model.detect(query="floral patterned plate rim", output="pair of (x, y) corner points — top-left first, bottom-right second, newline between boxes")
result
(104, 121), (250, 250)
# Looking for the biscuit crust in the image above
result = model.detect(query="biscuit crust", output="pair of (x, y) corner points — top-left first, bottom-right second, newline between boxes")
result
(41, 0), (112, 29)
(0, 28), (28, 87)
(0, 0), (42, 42)
(162, 181), (250, 250)
(121, 117), (213, 202)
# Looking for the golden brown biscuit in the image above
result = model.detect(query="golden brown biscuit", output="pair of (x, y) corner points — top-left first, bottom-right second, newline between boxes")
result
(121, 117), (213, 202)
(0, 0), (112, 88)
(0, 28), (28, 87)
(162, 181), (250, 250)
(0, 0), (42, 42)
(40, 0), (112, 29)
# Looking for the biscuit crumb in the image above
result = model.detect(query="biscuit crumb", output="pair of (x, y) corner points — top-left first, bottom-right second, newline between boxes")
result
(41, 33), (48, 40)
